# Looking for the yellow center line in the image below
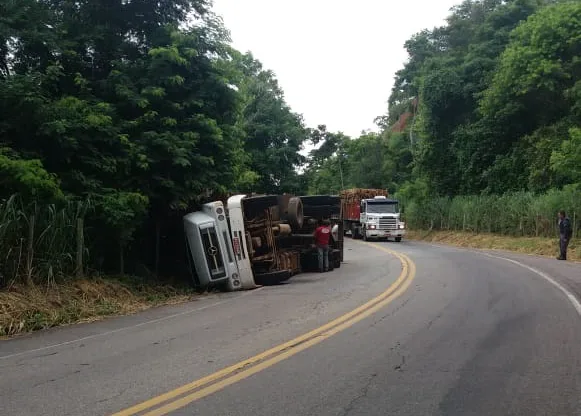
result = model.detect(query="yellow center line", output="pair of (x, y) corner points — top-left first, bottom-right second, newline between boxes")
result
(111, 243), (415, 416)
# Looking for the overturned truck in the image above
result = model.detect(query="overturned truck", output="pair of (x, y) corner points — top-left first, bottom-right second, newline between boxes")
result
(183, 194), (343, 291)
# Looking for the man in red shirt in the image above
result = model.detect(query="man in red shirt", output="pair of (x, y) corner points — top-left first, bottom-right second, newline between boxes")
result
(313, 219), (331, 272)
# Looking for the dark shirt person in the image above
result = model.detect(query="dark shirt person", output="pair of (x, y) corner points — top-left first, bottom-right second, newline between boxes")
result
(557, 210), (573, 260)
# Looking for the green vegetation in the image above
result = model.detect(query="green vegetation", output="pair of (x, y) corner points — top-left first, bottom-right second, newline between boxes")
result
(309, 0), (581, 245)
(401, 187), (581, 237)
(0, 0), (316, 289)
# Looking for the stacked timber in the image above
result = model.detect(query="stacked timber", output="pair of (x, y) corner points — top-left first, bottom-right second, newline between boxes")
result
(339, 188), (388, 201)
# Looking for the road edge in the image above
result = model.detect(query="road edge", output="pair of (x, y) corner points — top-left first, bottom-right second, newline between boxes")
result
(481, 252), (581, 316)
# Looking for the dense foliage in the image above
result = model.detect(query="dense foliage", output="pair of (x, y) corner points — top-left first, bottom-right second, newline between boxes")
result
(0, 0), (311, 285)
(309, 0), (581, 238)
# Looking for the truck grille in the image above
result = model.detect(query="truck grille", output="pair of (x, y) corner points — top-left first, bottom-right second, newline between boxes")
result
(378, 218), (397, 230)
(200, 226), (226, 280)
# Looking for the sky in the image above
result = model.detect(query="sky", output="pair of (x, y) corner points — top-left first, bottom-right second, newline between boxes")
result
(211, 0), (461, 139)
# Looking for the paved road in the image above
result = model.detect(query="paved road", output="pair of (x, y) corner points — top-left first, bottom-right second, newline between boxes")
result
(1, 240), (581, 415)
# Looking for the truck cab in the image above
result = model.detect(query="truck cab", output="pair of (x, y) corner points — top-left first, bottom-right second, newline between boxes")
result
(360, 196), (406, 242)
(183, 201), (241, 290)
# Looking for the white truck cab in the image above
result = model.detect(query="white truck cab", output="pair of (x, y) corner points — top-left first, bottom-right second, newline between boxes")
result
(184, 199), (258, 291)
(183, 201), (240, 290)
(360, 196), (406, 242)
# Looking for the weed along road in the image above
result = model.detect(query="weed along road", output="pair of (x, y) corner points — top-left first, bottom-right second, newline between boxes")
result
(2, 241), (581, 415)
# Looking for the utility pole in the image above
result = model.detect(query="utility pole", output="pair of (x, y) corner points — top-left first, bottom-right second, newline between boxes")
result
(338, 148), (345, 191)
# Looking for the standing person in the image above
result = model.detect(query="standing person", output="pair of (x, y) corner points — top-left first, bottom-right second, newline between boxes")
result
(314, 219), (331, 272)
(557, 210), (573, 260)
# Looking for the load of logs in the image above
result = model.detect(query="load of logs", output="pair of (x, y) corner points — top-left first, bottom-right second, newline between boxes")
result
(339, 188), (389, 202)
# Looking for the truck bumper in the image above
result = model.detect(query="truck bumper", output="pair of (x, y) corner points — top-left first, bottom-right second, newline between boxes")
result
(366, 229), (406, 238)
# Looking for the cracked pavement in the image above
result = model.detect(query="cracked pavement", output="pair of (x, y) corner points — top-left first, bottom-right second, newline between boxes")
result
(2, 240), (581, 415)
(341, 373), (377, 416)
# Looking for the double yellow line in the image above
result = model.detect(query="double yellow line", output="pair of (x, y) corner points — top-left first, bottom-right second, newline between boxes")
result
(112, 243), (415, 416)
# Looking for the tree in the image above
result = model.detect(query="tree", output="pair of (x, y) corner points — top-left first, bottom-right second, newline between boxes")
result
(233, 52), (307, 194)
(478, 1), (581, 192)
(371, 0), (560, 196)
(550, 128), (581, 184)
(0, 0), (317, 279)
(0, 151), (63, 202)
(304, 125), (351, 194)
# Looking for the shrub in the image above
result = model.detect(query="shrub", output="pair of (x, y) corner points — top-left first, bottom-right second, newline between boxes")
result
(402, 186), (581, 238)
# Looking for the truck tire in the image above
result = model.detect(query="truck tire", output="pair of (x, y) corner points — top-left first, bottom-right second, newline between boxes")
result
(395, 237), (402, 242)
(333, 256), (341, 269)
(287, 197), (304, 231)
(350, 224), (359, 239)
(254, 269), (292, 286)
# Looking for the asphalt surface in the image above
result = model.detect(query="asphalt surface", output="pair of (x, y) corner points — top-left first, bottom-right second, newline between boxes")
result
(1, 240), (581, 415)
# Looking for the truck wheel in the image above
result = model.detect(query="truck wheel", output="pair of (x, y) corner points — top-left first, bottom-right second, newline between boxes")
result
(254, 269), (292, 286)
(362, 229), (368, 241)
(287, 197), (304, 231)
(395, 237), (402, 242)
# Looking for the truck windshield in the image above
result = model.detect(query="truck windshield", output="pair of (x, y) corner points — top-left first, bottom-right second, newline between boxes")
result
(367, 203), (398, 214)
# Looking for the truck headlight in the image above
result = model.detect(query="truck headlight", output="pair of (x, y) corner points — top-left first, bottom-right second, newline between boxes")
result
(368, 225), (376, 230)
(399, 223), (405, 229)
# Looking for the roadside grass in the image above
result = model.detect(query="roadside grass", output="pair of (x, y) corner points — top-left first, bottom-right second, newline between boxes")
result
(406, 230), (581, 261)
(0, 194), (210, 339)
(0, 276), (202, 338)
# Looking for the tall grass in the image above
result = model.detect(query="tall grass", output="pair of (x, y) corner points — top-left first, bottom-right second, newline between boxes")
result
(0, 195), (91, 287)
(401, 187), (581, 238)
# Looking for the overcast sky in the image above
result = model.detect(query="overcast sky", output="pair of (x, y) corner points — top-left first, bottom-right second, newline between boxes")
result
(212, 0), (460, 138)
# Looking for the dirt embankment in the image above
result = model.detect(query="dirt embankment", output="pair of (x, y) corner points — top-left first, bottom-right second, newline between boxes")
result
(0, 277), (200, 338)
